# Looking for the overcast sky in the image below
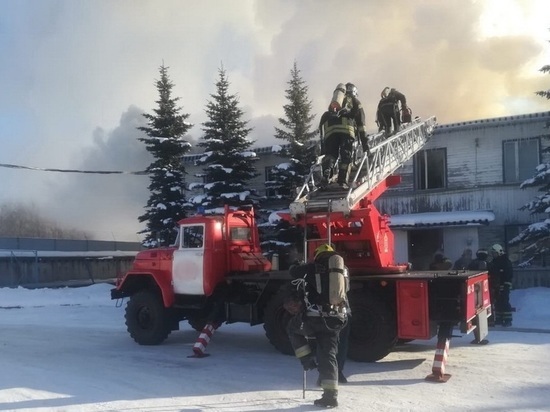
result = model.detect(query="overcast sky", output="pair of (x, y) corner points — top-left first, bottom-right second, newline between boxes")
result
(1, 0), (549, 241)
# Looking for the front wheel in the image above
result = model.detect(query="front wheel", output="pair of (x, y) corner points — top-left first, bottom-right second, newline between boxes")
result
(263, 289), (294, 355)
(347, 289), (397, 362)
(125, 289), (172, 345)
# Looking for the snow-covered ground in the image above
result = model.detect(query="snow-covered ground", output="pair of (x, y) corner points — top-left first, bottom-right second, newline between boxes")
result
(0, 284), (549, 411)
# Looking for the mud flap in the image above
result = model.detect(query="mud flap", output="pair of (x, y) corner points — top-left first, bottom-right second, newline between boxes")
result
(471, 306), (490, 345)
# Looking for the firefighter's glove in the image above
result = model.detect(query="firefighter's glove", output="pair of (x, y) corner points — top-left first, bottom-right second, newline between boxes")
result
(359, 133), (370, 155)
(283, 298), (304, 315)
(300, 355), (318, 371)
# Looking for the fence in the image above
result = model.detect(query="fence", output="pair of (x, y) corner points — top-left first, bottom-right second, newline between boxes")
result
(0, 237), (141, 287)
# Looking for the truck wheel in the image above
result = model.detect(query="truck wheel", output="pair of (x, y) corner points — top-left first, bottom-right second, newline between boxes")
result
(347, 289), (397, 362)
(125, 290), (172, 345)
(263, 289), (294, 355)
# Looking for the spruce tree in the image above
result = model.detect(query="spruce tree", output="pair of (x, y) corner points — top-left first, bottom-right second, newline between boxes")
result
(267, 61), (318, 200)
(138, 64), (192, 247)
(260, 62), (317, 268)
(509, 61), (550, 264)
(190, 67), (258, 212)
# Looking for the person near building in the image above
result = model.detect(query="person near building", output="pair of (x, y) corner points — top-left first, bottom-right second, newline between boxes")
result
(429, 252), (453, 270)
(488, 244), (514, 327)
(467, 249), (489, 271)
(453, 248), (473, 270)
(376, 87), (408, 137)
(283, 244), (349, 408)
(318, 83), (369, 190)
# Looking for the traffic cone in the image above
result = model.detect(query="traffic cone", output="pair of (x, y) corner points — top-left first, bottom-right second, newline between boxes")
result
(425, 337), (451, 382)
(189, 322), (220, 358)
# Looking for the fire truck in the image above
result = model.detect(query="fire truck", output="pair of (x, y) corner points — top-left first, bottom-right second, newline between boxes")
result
(111, 116), (491, 379)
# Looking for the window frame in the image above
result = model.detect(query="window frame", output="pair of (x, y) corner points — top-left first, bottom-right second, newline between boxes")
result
(413, 148), (447, 190)
(502, 137), (540, 184)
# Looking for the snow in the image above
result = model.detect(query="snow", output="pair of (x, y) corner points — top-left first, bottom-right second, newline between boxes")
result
(389, 210), (495, 227)
(1, 284), (549, 411)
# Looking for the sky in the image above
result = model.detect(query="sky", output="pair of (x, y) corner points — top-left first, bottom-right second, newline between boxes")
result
(0, 283), (549, 411)
(1, 0), (549, 241)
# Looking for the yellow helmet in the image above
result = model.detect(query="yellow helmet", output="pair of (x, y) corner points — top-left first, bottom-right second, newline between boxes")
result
(314, 243), (334, 258)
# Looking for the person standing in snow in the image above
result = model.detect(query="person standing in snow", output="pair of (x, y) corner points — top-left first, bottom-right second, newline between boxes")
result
(453, 248), (473, 270)
(283, 244), (349, 408)
(488, 244), (514, 327)
(467, 249), (489, 271)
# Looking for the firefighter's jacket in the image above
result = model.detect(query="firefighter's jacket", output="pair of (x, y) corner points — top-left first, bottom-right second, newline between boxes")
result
(319, 97), (367, 141)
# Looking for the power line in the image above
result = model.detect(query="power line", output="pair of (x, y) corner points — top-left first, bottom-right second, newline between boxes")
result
(0, 162), (148, 175)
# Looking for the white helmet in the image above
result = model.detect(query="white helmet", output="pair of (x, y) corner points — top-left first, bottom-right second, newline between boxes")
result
(491, 244), (504, 255)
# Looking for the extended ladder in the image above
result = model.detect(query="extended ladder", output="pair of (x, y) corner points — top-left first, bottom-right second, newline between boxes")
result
(290, 116), (437, 218)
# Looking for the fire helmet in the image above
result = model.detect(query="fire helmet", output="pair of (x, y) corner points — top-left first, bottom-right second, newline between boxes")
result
(476, 249), (488, 259)
(491, 244), (504, 255)
(315, 243), (334, 258)
(345, 83), (358, 97)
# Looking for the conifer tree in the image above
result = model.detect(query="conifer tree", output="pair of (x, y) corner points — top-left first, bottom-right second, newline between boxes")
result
(260, 62), (317, 268)
(510, 59), (550, 264)
(267, 61), (318, 200)
(190, 67), (258, 212)
(138, 64), (192, 247)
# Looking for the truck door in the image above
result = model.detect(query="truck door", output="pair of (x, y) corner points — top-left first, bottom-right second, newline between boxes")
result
(173, 224), (205, 295)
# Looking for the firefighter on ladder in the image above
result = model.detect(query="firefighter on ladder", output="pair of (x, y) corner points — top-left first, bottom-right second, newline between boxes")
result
(376, 87), (408, 137)
(318, 83), (369, 190)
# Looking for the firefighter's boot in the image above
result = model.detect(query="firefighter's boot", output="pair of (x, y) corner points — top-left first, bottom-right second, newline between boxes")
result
(314, 389), (338, 408)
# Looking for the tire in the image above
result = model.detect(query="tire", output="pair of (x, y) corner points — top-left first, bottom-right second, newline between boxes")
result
(263, 289), (294, 355)
(125, 289), (172, 345)
(347, 289), (397, 362)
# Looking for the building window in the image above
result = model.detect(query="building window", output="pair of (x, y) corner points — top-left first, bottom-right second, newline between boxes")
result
(414, 148), (446, 190)
(503, 138), (539, 184)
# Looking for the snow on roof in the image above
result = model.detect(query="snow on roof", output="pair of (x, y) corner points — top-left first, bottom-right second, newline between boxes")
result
(388, 210), (495, 228)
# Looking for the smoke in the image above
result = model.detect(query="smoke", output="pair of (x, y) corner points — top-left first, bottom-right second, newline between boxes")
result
(1, 0), (548, 240)
(42, 106), (152, 241)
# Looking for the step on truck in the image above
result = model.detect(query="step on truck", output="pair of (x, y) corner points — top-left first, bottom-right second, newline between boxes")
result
(111, 116), (491, 379)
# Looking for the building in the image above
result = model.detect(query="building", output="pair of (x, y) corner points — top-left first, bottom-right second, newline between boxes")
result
(184, 111), (550, 287)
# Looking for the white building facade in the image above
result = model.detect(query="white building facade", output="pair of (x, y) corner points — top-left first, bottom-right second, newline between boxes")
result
(184, 111), (550, 287)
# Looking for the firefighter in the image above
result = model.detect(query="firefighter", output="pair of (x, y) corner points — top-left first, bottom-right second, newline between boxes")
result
(376, 87), (408, 137)
(283, 244), (348, 408)
(318, 83), (369, 190)
(488, 244), (514, 327)
(467, 249), (489, 271)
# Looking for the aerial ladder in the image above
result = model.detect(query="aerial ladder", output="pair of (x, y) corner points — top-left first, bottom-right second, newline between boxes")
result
(288, 116), (438, 273)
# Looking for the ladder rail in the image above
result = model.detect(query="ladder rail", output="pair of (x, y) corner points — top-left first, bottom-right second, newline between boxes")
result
(290, 116), (437, 218)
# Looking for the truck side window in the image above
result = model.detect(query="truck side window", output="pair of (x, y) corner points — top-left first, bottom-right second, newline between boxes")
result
(181, 225), (204, 249)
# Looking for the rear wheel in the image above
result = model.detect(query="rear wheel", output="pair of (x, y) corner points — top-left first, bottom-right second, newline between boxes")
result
(125, 289), (172, 345)
(347, 289), (397, 362)
(263, 289), (294, 355)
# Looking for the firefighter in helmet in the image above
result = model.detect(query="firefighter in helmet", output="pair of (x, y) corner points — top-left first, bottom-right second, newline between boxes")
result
(318, 83), (369, 190)
(488, 244), (514, 326)
(283, 243), (348, 408)
(376, 87), (408, 137)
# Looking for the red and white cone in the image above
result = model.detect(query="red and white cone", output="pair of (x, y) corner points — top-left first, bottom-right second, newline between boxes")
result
(425, 337), (452, 382)
(189, 322), (220, 358)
